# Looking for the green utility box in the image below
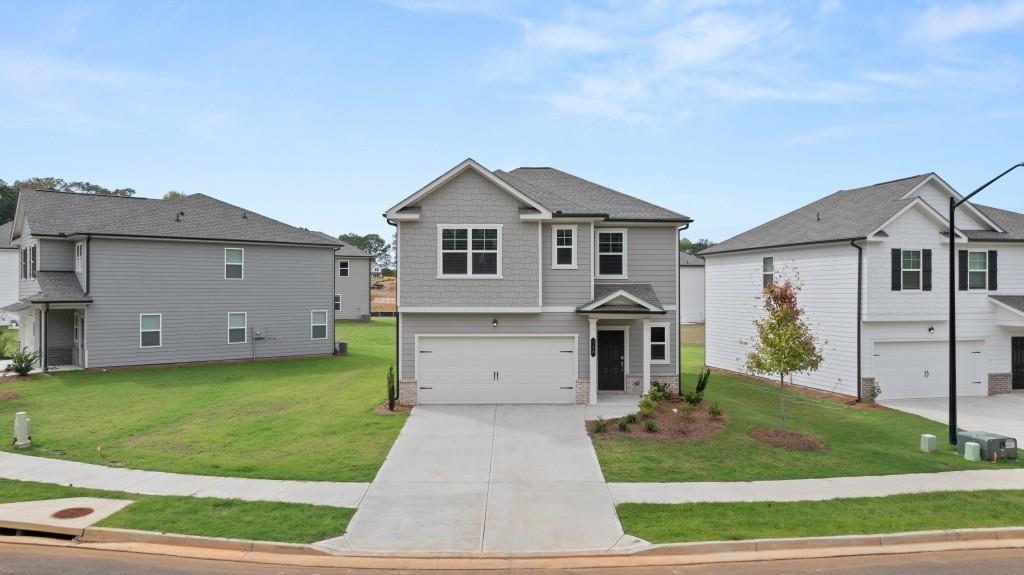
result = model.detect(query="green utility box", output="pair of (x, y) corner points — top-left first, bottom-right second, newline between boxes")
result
(957, 431), (1017, 460)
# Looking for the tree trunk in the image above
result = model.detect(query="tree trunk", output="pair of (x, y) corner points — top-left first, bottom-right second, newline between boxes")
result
(779, 373), (786, 431)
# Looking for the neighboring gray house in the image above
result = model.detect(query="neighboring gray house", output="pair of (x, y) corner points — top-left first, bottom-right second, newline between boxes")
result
(6, 189), (340, 370)
(335, 243), (372, 320)
(385, 158), (691, 405)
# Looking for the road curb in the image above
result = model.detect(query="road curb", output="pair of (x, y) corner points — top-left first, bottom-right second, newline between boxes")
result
(78, 527), (327, 556)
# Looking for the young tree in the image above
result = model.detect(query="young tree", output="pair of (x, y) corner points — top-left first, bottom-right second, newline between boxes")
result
(338, 232), (393, 269)
(163, 190), (186, 201)
(745, 278), (824, 430)
(679, 237), (715, 255)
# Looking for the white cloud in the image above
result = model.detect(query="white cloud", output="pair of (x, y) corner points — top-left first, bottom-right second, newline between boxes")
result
(653, 12), (789, 70)
(819, 0), (842, 15)
(909, 0), (1024, 41)
(520, 20), (611, 53)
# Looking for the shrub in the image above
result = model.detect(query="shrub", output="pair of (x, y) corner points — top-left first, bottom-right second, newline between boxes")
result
(650, 381), (670, 402)
(386, 366), (397, 411)
(0, 330), (17, 359)
(6, 347), (39, 376)
(709, 402), (723, 419)
(681, 402), (696, 416)
(639, 396), (656, 417)
(594, 417), (607, 433)
(623, 413), (638, 424)
(643, 420), (657, 433)
(617, 419), (630, 432)
(683, 391), (704, 407)
(695, 368), (711, 394)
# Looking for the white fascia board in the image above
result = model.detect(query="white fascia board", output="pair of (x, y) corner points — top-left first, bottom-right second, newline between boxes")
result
(868, 198), (968, 241)
(579, 289), (660, 312)
(398, 306), (543, 314)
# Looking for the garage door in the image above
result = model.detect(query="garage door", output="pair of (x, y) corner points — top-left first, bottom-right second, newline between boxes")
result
(873, 341), (986, 400)
(417, 335), (577, 404)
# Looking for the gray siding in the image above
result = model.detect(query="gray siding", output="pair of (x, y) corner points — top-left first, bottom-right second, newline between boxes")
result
(39, 239), (74, 271)
(598, 318), (677, 376)
(595, 226), (677, 306)
(336, 256), (370, 320)
(17, 221), (39, 299)
(398, 170), (540, 308)
(400, 313), (588, 380)
(85, 238), (335, 367)
(541, 223), (591, 306)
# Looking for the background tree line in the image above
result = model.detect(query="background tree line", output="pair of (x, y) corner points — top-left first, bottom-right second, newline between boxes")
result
(0, 177), (187, 224)
(338, 233), (395, 273)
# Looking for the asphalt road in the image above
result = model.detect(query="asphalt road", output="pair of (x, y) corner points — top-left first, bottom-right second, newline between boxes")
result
(1, 544), (1023, 575)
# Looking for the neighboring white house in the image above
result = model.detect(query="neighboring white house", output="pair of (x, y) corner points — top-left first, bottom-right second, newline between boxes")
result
(0, 221), (20, 326)
(678, 252), (704, 324)
(701, 173), (1024, 401)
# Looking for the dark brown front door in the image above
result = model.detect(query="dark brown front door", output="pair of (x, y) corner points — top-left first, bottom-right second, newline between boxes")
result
(1013, 337), (1024, 390)
(598, 330), (625, 391)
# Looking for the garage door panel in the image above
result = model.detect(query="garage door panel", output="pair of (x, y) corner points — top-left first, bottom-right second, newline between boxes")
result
(874, 341), (986, 401)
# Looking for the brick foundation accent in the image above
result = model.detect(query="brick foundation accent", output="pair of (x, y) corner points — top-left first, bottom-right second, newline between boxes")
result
(861, 377), (878, 403)
(398, 378), (417, 406)
(576, 378), (590, 404)
(988, 372), (1012, 396)
(625, 373), (643, 394)
(653, 375), (679, 394)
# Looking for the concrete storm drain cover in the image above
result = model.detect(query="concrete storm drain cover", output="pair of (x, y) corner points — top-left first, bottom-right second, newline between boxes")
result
(51, 507), (94, 520)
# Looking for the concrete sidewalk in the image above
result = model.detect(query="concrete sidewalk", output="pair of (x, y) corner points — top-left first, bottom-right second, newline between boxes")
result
(609, 469), (1024, 504)
(0, 452), (368, 508)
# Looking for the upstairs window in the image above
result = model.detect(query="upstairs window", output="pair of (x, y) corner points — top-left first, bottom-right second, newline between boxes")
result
(552, 225), (577, 269)
(762, 257), (774, 288)
(438, 225), (501, 277)
(228, 312), (247, 344)
(75, 242), (84, 272)
(338, 260), (349, 277)
(650, 324), (669, 364)
(901, 250), (921, 290)
(334, 294), (341, 311)
(140, 314), (161, 348)
(311, 310), (328, 339)
(20, 248), (26, 279)
(968, 251), (987, 290)
(597, 230), (626, 278)
(225, 248), (244, 279)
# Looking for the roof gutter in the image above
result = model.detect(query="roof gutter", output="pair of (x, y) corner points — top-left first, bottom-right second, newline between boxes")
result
(386, 218), (400, 402)
(701, 236), (867, 257)
(30, 232), (340, 249)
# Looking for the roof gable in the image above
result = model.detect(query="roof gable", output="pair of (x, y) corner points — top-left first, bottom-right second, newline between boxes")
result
(867, 197), (967, 241)
(899, 173), (1002, 232)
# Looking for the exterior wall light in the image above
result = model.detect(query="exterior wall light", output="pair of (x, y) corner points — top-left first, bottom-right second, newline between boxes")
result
(928, 326), (935, 334)
(492, 318), (498, 328)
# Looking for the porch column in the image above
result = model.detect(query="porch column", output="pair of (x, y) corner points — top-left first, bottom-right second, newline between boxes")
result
(642, 318), (651, 395)
(588, 317), (598, 404)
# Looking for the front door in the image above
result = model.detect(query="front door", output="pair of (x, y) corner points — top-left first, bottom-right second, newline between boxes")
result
(598, 330), (625, 391)
(1013, 337), (1024, 390)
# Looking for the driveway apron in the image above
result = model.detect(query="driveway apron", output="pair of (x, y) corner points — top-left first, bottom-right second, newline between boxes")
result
(340, 404), (625, 554)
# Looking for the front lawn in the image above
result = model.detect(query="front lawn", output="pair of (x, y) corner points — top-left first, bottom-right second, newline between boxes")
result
(0, 320), (403, 482)
(0, 478), (352, 543)
(618, 490), (1024, 543)
(593, 342), (1021, 482)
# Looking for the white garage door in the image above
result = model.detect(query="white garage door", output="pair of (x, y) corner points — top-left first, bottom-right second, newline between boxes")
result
(417, 335), (577, 404)
(873, 341), (986, 400)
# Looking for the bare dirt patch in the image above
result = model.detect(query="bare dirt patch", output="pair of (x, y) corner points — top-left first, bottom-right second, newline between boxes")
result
(51, 507), (94, 519)
(0, 391), (19, 402)
(749, 427), (827, 452)
(374, 403), (412, 415)
(589, 402), (728, 442)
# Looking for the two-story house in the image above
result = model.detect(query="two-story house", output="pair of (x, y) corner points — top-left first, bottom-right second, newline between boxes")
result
(335, 244), (373, 321)
(384, 159), (690, 405)
(5, 189), (340, 370)
(702, 173), (1024, 402)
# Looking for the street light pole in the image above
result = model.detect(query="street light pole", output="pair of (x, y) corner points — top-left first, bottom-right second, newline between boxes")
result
(948, 162), (1024, 445)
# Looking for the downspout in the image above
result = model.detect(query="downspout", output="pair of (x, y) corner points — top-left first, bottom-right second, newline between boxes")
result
(387, 219), (399, 400)
(42, 303), (49, 372)
(677, 222), (691, 373)
(850, 239), (863, 402)
(84, 235), (91, 295)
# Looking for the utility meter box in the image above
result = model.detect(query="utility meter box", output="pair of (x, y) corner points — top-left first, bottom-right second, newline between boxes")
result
(957, 431), (1017, 460)
(253, 327), (266, 340)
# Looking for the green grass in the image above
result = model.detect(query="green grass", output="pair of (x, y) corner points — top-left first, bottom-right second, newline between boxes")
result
(0, 320), (404, 482)
(0, 478), (353, 543)
(593, 342), (1022, 482)
(618, 490), (1024, 543)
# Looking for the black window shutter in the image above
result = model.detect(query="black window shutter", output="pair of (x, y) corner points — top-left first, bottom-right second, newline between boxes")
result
(891, 249), (901, 291)
(958, 250), (968, 291)
(922, 249), (932, 291)
(989, 250), (998, 291)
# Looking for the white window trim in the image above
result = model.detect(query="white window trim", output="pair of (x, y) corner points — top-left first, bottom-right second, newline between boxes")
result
(311, 309), (328, 340)
(139, 313), (162, 349)
(967, 250), (988, 291)
(225, 247), (244, 280)
(762, 256), (774, 287)
(75, 241), (84, 273)
(436, 224), (503, 279)
(650, 322), (671, 365)
(334, 294), (342, 311)
(227, 312), (247, 345)
(596, 228), (627, 279)
(901, 249), (922, 291)
(338, 259), (350, 277)
(551, 224), (578, 270)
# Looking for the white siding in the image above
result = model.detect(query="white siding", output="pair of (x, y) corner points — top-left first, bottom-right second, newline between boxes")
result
(679, 266), (704, 323)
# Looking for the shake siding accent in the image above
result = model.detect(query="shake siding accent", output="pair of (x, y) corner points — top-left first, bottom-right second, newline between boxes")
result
(335, 257), (370, 320)
(705, 243), (859, 396)
(38, 239), (74, 271)
(398, 170), (539, 307)
(595, 226), (677, 306)
(541, 223), (591, 305)
(85, 238), (335, 367)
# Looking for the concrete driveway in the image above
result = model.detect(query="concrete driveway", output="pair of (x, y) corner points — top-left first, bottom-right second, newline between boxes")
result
(334, 405), (634, 554)
(881, 393), (1024, 440)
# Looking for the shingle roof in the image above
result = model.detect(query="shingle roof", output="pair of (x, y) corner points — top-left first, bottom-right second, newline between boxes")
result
(579, 282), (665, 313)
(0, 221), (14, 249)
(991, 295), (1024, 313)
(18, 190), (340, 247)
(962, 204), (1024, 241)
(336, 243), (373, 257)
(27, 272), (91, 303)
(679, 252), (704, 266)
(700, 175), (931, 255)
(494, 167), (690, 222)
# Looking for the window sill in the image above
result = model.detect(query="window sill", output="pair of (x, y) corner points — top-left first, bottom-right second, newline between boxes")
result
(650, 359), (671, 365)
(551, 265), (578, 270)
(596, 274), (628, 280)
(436, 275), (504, 280)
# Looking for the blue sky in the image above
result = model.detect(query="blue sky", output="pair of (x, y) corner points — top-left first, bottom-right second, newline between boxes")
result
(2, 0), (1023, 242)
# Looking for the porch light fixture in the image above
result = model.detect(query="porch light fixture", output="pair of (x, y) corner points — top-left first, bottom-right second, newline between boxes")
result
(928, 326), (935, 334)
(491, 318), (498, 328)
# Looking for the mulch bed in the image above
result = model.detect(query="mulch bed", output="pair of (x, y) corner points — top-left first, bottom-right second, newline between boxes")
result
(588, 401), (728, 442)
(0, 391), (18, 402)
(749, 427), (827, 451)
(374, 403), (412, 415)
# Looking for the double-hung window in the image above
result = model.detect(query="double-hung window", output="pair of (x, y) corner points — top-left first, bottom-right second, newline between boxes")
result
(311, 310), (328, 339)
(438, 225), (501, 277)
(140, 314), (161, 348)
(20, 248), (26, 279)
(75, 242), (84, 272)
(597, 230), (626, 278)
(650, 323), (669, 364)
(228, 312), (247, 344)
(901, 250), (922, 290)
(225, 248), (244, 279)
(334, 294), (341, 311)
(968, 251), (988, 290)
(21, 246), (37, 280)
(762, 257), (774, 287)
(552, 225), (577, 269)
(338, 260), (349, 277)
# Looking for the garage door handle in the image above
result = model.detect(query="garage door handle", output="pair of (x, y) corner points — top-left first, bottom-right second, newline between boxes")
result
(560, 386), (573, 390)
(560, 350), (573, 353)
(419, 350), (432, 354)
(419, 386), (433, 390)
